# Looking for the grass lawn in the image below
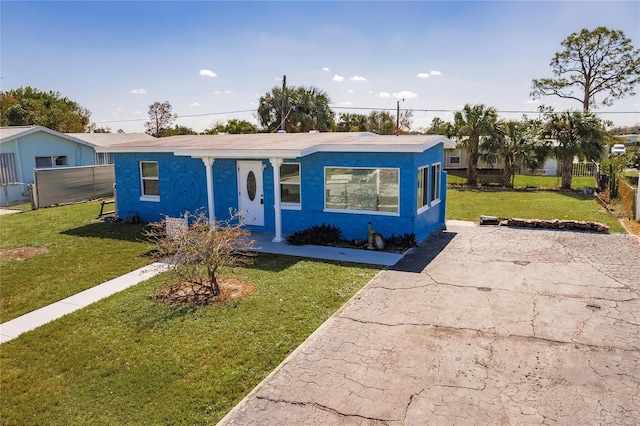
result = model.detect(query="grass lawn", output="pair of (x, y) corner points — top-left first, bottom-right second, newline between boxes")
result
(447, 188), (626, 233)
(0, 255), (379, 425)
(0, 201), (154, 322)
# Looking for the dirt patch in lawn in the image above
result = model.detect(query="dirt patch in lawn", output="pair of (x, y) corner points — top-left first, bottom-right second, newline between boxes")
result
(0, 246), (51, 261)
(153, 277), (255, 306)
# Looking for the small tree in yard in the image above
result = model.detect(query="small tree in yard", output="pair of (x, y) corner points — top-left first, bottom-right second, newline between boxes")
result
(146, 211), (255, 302)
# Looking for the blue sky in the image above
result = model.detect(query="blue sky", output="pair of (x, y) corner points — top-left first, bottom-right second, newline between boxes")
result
(2, 1), (639, 132)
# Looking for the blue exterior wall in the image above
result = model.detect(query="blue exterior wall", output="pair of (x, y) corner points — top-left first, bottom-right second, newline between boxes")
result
(114, 153), (208, 222)
(112, 143), (447, 241)
(279, 148), (445, 241)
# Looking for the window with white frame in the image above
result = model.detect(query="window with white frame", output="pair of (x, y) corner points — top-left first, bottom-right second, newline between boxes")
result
(449, 150), (461, 164)
(430, 163), (441, 203)
(325, 167), (399, 214)
(280, 163), (300, 207)
(417, 165), (429, 211)
(35, 155), (68, 168)
(140, 161), (160, 199)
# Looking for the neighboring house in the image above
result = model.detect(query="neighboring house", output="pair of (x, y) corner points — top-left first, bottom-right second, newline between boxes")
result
(0, 126), (97, 205)
(98, 132), (455, 242)
(66, 132), (156, 165)
(444, 142), (558, 176)
(0, 126), (155, 205)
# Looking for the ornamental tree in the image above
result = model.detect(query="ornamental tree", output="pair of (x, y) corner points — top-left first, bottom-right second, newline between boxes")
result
(531, 27), (640, 112)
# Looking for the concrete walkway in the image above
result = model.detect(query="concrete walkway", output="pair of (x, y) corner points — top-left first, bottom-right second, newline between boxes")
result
(0, 262), (170, 343)
(0, 233), (402, 344)
(219, 223), (640, 425)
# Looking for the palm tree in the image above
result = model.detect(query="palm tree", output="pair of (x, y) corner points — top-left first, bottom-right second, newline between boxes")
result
(542, 110), (606, 189)
(454, 104), (498, 186)
(257, 85), (335, 133)
(480, 119), (549, 187)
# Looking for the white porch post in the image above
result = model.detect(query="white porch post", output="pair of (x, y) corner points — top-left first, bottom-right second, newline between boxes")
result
(201, 157), (215, 224)
(269, 157), (283, 242)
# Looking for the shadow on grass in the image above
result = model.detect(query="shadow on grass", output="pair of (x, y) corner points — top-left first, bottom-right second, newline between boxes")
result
(61, 221), (150, 242)
(390, 228), (457, 273)
(243, 252), (382, 273)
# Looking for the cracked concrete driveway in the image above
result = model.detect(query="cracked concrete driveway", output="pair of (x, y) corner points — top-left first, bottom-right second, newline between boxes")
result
(219, 223), (640, 425)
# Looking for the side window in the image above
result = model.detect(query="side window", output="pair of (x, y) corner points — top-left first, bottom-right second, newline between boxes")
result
(35, 155), (68, 168)
(430, 163), (441, 203)
(140, 161), (160, 200)
(417, 166), (429, 211)
(280, 163), (300, 207)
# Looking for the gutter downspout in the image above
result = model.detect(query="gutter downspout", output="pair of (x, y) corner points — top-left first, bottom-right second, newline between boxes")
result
(269, 157), (283, 242)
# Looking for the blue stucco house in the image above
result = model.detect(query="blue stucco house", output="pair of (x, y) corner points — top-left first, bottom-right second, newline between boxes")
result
(98, 132), (454, 243)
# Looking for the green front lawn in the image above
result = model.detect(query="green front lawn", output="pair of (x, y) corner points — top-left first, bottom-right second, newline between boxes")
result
(446, 188), (625, 233)
(447, 173), (596, 190)
(1, 255), (379, 425)
(0, 201), (154, 322)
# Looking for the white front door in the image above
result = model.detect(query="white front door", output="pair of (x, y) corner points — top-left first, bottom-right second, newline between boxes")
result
(237, 161), (264, 226)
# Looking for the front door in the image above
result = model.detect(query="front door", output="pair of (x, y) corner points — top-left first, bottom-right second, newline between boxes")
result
(237, 161), (264, 226)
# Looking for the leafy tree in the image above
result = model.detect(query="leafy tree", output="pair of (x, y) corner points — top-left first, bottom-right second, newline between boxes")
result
(336, 113), (369, 132)
(480, 119), (549, 187)
(531, 27), (640, 111)
(145, 211), (255, 300)
(454, 103), (498, 186)
(257, 85), (335, 132)
(164, 125), (198, 136)
(542, 110), (606, 189)
(145, 101), (177, 137)
(204, 119), (259, 134)
(335, 110), (413, 134)
(426, 117), (456, 137)
(0, 86), (91, 132)
(87, 123), (111, 133)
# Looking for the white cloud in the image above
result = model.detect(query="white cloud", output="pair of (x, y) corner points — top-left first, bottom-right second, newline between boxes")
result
(199, 69), (217, 77)
(393, 91), (418, 99)
(525, 99), (540, 104)
(224, 90), (234, 94)
(214, 90), (221, 94)
(347, 89), (355, 94)
(133, 110), (141, 115)
(376, 92), (392, 98)
(130, 88), (146, 95)
(190, 102), (200, 107)
(322, 67), (330, 72)
(339, 101), (353, 106)
(350, 75), (366, 82)
(333, 74), (344, 82)
(417, 70), (442, 79)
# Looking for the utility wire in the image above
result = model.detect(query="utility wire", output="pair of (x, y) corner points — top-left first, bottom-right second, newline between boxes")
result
(94, 106), (639, 125)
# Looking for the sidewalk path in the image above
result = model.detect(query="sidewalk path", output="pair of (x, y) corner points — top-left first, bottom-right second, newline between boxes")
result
(219, 224), (640, 425)
(0, 262), (169, 343)
(0, 233), (403, 344)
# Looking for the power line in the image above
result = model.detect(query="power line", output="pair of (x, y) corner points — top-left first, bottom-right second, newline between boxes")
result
(93, 105), (638, 125)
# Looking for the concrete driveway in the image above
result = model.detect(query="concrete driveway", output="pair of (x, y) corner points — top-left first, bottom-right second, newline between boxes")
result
(219, 223), (640, 425)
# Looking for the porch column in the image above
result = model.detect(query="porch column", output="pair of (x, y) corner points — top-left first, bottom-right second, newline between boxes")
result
(269, 157), (283, 242)
(201, 157), (215, 224)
